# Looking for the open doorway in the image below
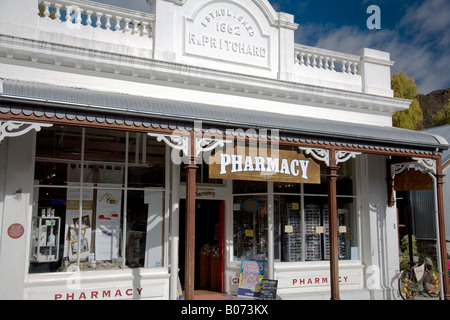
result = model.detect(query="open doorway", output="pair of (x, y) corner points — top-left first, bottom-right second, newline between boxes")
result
(179, 199), (224, 293)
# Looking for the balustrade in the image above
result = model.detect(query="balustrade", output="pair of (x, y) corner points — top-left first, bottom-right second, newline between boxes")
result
(38, 0), (155, 38)
(295, 44), (360, 76)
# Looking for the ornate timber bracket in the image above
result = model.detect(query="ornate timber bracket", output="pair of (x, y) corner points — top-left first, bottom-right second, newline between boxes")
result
(0, 120), (53, 143)
(299, 147), (360, 166)
(389, 157), (437, 178)
(148, 132), (231, 158)
(387, 157), (437, 207)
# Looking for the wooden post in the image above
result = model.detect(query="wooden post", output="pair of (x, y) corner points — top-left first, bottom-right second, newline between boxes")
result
(386, 159), (396, 207)
(436, 162), (450, 300)
(184, 131), (198, 300)
(327, 148), (340, 300)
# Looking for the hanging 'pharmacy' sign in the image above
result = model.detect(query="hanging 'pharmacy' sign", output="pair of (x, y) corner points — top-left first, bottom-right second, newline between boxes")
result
(209, 148), (320, 183)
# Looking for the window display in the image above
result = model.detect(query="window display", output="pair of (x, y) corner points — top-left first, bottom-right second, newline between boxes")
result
(30, 215), (61, 263)
(304, 203), (322, 261)
(274, 156), (358, 262)
(234, 158), (358, 264)
(30, 126), (166, 274)
(233, 195), (268, 261)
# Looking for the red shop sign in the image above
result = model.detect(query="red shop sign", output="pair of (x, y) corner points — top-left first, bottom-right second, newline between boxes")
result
(8, 223), (24, 239)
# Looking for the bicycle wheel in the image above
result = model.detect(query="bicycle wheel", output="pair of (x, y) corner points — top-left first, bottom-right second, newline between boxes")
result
(423, 270), (440, 297)
(398, 270), (417, 300)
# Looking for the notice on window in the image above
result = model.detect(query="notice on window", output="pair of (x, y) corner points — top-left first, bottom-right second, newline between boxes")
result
(95, 187), (122, 261)
(64, 183), (93, 261)
(238, 260), (265, 298)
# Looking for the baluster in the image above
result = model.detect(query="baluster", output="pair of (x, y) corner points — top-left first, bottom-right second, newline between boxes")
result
(349, 62), (354, 74)
(75, 7), (82, 25)
(319, 56), (324, 69)
(55, 4), (62, 20)
(342, 60), (348, 73)
(141, 21), (149, 37)
(312, 55), (317, 68)
(124, 18), (131, 33)
(65, 5), (72, 23)
(86, 10), (93, 26)
(132, 20), (140, 35)
(294, 51), (300, 65)
(114, 16), (122, 31)
(43, 1), (51, 18)
(96, 12), (103, 28)
(353, 62), (359, 75)
(324, 57), (330, 70)
(306, 54), (311, 67)
(105, 14), (112, 30)
(330, 58), (336, 71)
(299, 52), (305, 66)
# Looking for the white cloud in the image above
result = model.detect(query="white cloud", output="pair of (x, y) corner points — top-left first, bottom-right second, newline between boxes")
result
(296, 0), (450, 94)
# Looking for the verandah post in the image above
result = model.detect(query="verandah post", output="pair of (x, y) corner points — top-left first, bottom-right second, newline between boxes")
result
(327, 148), (340, 300)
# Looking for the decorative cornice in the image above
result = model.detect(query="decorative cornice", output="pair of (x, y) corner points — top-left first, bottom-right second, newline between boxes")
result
(0, 33), (410, 117)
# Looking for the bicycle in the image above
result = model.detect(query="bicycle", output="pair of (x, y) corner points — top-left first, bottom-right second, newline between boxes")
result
(398, 256), (440, 300)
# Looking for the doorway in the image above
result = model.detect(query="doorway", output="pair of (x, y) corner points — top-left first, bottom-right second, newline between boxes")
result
(179, 199), (225, 293)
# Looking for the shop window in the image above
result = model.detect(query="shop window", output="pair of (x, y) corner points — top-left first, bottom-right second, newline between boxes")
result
(232, 195), (268, 261)
(231, 158), (358, 264)
(273, 159), (359, 262)
(274, 194), (302, 261)
(273, 195), (359, 262)
(30, 126), (166, 274)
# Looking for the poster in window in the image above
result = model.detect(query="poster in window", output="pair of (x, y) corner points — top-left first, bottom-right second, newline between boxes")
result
(63, 183), (93, 261)
(237, 260), (265, 298)
(95, 187), (122, 261)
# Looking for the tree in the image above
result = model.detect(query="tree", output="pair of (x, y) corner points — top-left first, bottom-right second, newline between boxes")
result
(431, 99), (450, 127)
(391, 71), (423, 130)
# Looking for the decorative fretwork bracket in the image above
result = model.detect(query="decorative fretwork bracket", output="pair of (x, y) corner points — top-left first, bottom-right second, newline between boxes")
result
(412, 157), (436, 175)
(195, 137), (232, 157)
(390, 158), (437, 178)
(0, 120), (53, 143)
(299, 148), (361, 166)
(335, 151), (361, 164)
(148, 132), (232, 158)
(148, 133), (190, 156)
(300, 147), (330, 166)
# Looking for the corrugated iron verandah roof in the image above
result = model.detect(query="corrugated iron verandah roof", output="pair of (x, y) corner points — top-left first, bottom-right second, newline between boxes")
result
(0, 79), (447, 155)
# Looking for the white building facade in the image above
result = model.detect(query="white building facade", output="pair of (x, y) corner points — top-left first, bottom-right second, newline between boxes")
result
(0, 0), (448, 300)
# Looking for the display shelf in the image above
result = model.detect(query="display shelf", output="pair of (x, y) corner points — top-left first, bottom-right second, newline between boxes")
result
(304, 203), (321, 261)
(323, 208), (349, 260)
(281, 203), (302, 262)
(30, 215), (61, 263)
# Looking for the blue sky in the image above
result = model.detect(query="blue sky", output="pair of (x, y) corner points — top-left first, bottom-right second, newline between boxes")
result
(97, 0), (449, 94)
